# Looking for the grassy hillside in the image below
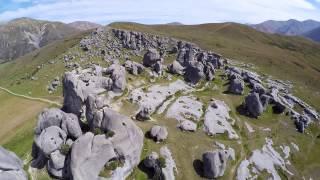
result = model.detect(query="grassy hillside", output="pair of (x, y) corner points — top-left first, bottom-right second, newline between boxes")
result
(110, 22), (320, 110)
(0, 31), (90, 100)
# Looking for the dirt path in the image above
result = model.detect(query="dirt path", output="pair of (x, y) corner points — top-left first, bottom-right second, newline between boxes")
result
(0, 86), (62, 107)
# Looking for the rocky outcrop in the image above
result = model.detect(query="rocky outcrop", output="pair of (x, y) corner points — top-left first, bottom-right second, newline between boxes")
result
(63, 64), (126, 116)
(150, 125), (168, 142)
(167, 42), (223, 84)
(0, 146), (27, 180)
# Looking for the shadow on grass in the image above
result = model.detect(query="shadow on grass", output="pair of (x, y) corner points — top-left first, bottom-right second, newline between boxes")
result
(193, 159), (204, 177)
(137, 160), (155, 179)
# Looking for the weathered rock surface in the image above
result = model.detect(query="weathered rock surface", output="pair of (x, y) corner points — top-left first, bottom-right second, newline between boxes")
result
(129, 80), (192, 118)
(236, 138), (293, 180)
(204, 100), (239, 139)
(166, 96), (203, 122)
(150, 125), (168, 142)
(0, 146), (27, 180)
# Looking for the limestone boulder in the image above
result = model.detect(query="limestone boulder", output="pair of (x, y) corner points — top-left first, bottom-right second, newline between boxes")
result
(178, 120), (197, 132)
(150, 125), (168, 142)
(228, 78), (244, 95)
(143, 48), (161, 67)
(244, 92), (264, 118)
(35, 126), (67, 156)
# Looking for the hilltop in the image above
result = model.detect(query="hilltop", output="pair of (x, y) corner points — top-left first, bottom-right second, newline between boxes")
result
(0, 22), (319, 180)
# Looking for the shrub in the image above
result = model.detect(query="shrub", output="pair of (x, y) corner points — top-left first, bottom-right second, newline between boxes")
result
(60, 144), (71, 155)
(93, 128), (104, 135)
(105, 130), (115, 138)
(158, 157), (166, 168)
(105, 159), (124, 171)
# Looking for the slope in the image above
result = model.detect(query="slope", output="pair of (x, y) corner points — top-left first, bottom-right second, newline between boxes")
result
(110, 22), (320, 110)
(0, 17), (80, 62)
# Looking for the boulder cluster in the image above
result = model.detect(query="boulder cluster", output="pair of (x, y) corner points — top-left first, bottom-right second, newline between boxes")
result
(168, 42), (224, 84)
(225, 66), (319, 132)
(31, 65), (143, 179)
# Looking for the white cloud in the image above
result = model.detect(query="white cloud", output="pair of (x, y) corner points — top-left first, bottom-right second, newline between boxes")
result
(0, 0), (319, 24)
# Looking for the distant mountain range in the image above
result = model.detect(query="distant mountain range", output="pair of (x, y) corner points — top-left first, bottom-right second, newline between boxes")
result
(251, 19), (320, 42)
(0, 18), (101, 63)
(68, 21), (102, 31)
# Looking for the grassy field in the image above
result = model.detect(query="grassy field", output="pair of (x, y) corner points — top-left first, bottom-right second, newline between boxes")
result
(0, 90), (48, 146)
(110, 22), (320, 111)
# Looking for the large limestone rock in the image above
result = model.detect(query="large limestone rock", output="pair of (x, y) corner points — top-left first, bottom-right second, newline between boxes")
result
(63, 70), (110, 116)
(202, 150), (232, 179)
(35, 126), (67, 156)
(229, 78), (244, 95)
(0, 146), (27, 180)
(150, 125), (168, 142)
(106, 63), (127, 92)
(35, 108), (82, 139)
(143, 48), (161, 67)
(184, 61), (205, 84)
(244, 92), (264, 118)
(71, 107), (144, 180)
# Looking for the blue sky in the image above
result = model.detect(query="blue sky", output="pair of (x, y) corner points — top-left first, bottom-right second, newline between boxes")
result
(1, 0), (320, 24)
